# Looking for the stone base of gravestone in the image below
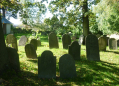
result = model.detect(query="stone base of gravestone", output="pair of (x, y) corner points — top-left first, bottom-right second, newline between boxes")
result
(68, 41), (80, 60)
(109, 38), (117, 50)
(7, 47), (20, 72)
(25, 44), (37, 58)
(38, 50), (56, 78)
(59, 54), (77, 78)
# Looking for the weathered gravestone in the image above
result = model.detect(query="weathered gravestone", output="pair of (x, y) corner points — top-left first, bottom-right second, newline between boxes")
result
(25, 44), (37, 58)
(86, 34), (100, 61)
(78, 35), (84, 45)
(38, 50), (56, 78)
(48, 32), (59, 49)
(68, 41), (81, 60)
(30, 39), (37, 50)
(109, 38), (117, 50)
(19, 36), (28, 46)
(59, 54), (77, 78)
(72, 36), (76, 41)
(103, 35), (109, 46)
(62, 34), (71, 49)
(7, 47), (20, 72)
(117, 40), (119, 47)
(98, 37), (107, 51)
(6, 34), (18, 51)
(37, 40), (41, 46)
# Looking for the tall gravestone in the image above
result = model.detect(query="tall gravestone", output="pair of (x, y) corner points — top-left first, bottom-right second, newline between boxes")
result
(38, 50), (56, 78)
(30, 39), (37, 50)
(6, 34), (18, 51)
(86, 34), (100, 61)
(62, 34), (71, 49)
(59, 54), (77, 78)
(109, 38), (117, 50)
(25, 44), (37, 58)
(19, 36), (28, 46)
(48, 32), (59, 49)
(7, 47), (20, 72)
(68, 41), (81, 60)
(98, 37), (107, 51)
(78, 35), (84, 45)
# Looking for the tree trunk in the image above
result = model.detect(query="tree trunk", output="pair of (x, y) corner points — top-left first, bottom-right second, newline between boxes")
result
(0, 13), (8, 75)
(82, 0), (89, 44)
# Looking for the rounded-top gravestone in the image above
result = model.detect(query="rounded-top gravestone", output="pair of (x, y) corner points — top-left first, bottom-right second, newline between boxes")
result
(109, 38), (117, 50)
(78, 35), (84, 45)
(59, 54), (77, 78)
(62, 34), (71, 49)
(86, 34), (100, 61)
(68, 41), (81, 60)
(19, 35), (28, 46)
(6, 34), (18, 51)
(25, 44), (37, 58)
(98, 37), (107, 51)
(48, 32), (59, 49)
(30, 39), (37, 50)
(38, 50), (56, 78)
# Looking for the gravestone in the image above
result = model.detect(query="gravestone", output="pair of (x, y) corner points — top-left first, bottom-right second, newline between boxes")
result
(49, 32), (59, 49)
(103, 35), (109, 46)
(109, 38), (117, 50)
(59, 54), (77, 78)
(96, 34), (101, 38)
(30, 39), (37, 50)
(72, 36), (76, 41)
(68, 41), (81, 60)
(19, 36), (28, 46)
(6, 34), (18, 51)
(38, 50), (56, 78)
(98, 37), (107, 51)
(86, 34), (100, 61)
(62, 34), (71, 49)
(117, 40), (119, 47)
(78, 35), (84, 45)
(25, 44), (37, 58)
(37, 40), (41, 46)
(7, 47), (20, 72)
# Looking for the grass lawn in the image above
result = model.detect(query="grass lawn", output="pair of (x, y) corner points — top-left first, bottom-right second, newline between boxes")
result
(1, 33), (119, 86)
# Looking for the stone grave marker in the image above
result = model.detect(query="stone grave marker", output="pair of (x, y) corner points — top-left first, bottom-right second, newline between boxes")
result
(7, 47), (20, 72)
(98, 37), (107, 51)
(86, 34), (100, 61)
(103, 35), (109, 46)
(109, 38), (117, 50)
(38, 50), (56, 78)
(72, 36), (76, 41)
(59, 54), (77, 78)
(30, 39), (37, 50)
(19, 35), (28, 46)
(49, 32), (59, 49)
(6, 34), (18, 51)
(25, 44), (37, 58)
(62, 34), (71, 49)
(78, 35), (84, 45)
(68, 41), (81, 60)
(117, 39), (119, 47)
(37, 40), (41, 46)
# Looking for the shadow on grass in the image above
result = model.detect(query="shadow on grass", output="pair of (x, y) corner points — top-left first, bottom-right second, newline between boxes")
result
(105, 50), (119, 54)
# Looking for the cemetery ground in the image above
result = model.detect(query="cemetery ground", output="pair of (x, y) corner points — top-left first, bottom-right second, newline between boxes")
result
(1, 33), (119, 86)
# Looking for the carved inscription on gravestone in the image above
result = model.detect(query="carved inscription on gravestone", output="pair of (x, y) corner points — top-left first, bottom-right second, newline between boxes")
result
(86, 34), (100, 61)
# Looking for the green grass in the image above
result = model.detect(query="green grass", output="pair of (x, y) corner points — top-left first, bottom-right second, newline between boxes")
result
(1, 33), (119, 86)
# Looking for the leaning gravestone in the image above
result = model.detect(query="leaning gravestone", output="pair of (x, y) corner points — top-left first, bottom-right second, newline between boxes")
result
(109, 38), (117, 50)
(98, 37), (107, 51)
(86, 34), (100, 61)
(49, 32), (59, 49)
(6, 34), (18, 51)
(68, 41), (81, 60)
(25, 44), (37, 58)
(38, 50), (56, 78)
(30, 39), (37, 50)
(78, 35), (84, 45)
(62, 34), (71, 49)
(19, 35), (28, 46)
(59, 54), (77, 78)
(7, 47), (20, 72)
